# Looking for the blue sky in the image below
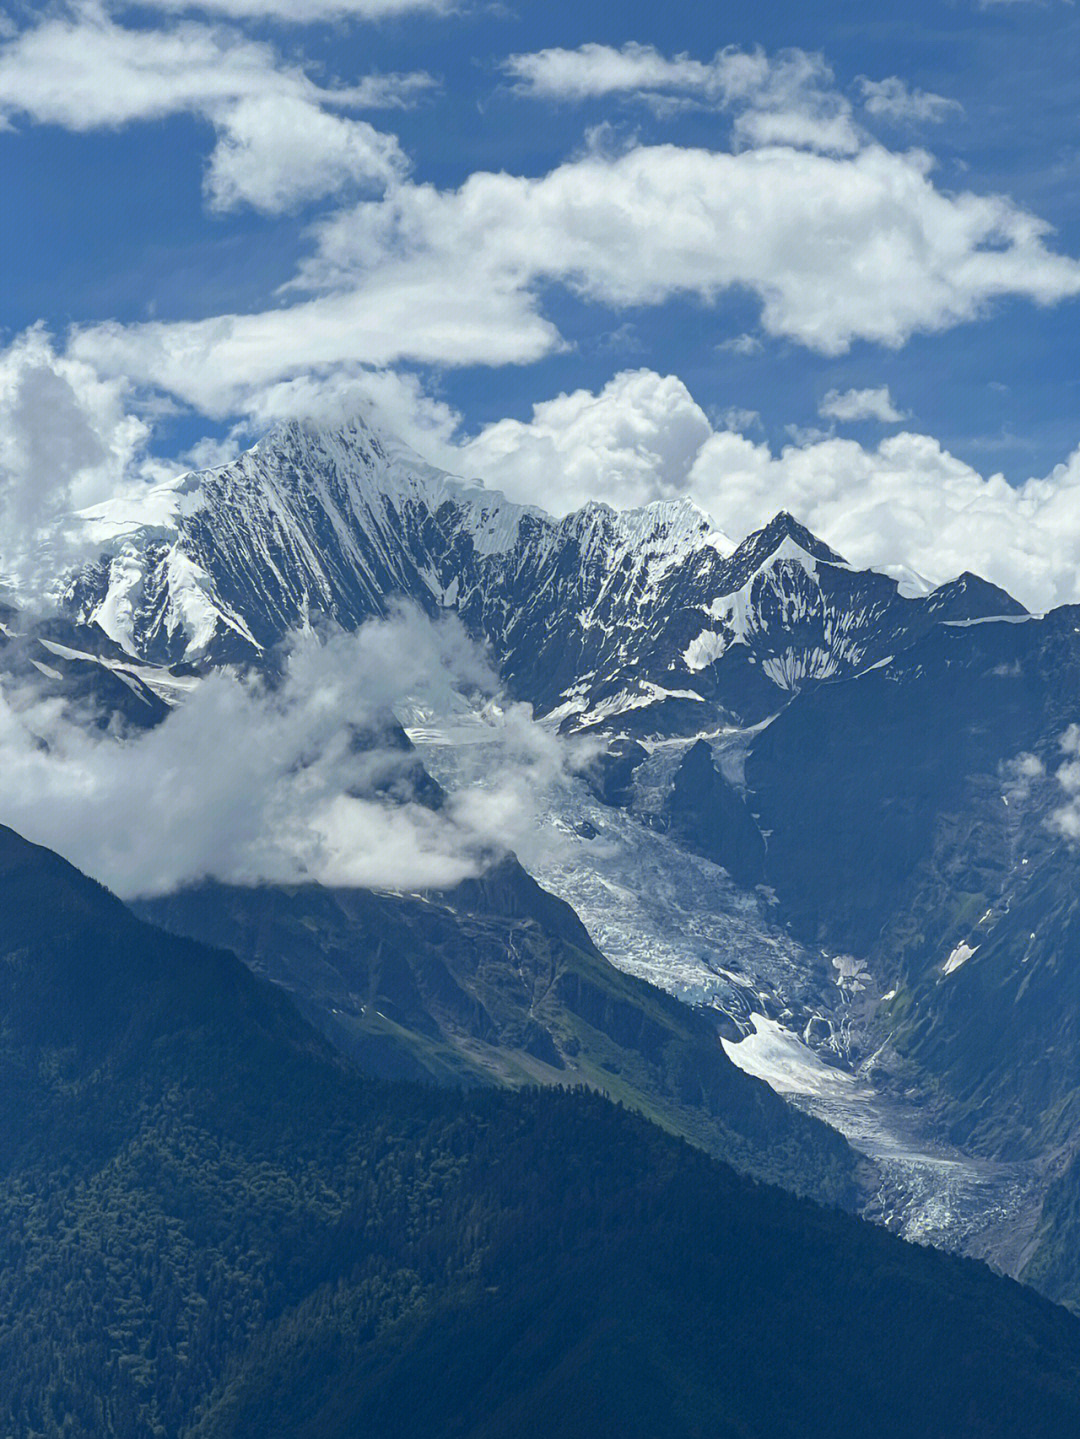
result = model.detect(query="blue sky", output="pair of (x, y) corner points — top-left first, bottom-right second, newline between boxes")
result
(3, 0), (1080, 608)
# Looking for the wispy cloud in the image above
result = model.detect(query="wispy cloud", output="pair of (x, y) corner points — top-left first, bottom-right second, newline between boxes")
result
(503, 43), (862, 154)
(857, 76), (962, 125)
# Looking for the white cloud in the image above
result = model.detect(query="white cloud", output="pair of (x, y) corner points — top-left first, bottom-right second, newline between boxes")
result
(203, 93), (403, 212)
(0, 10), (419, 212)
(819, 386), (907, 423)
(16, 329), (1080, 623)
(72, 276), (559, 412)
(718, 333), (764, 355)
(295, 142), (1080, 353)
(126, 0), (454, 18)
(0, 328), (162, 604)
(459, 369), (714, 514)
(0, 611), (587, 898)
(732, 104), (858, 155)
(502, 42), (764, 103)
(504, 42), (862, 154)
(682, 429), (1080, 613)
(237, 367), (461, 459)
(453, 368), (1080, 614)
(718, 407), (763, 433)
(0, 326), (465, 589)
(858, 77), (962, 125)
(67, 136), (1080, 402)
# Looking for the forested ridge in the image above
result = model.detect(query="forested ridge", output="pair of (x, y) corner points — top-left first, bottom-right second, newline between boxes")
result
(137, 860), (862, 1209)
(4, 824), (1080, 1439)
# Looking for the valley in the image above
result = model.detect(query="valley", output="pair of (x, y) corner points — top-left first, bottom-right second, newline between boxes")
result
(6, 411), (1080, 1310)
(410, 712), (1052, 1269)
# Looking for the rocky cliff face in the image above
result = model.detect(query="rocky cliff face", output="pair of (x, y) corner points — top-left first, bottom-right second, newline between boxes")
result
(64, 416), (1022, 732)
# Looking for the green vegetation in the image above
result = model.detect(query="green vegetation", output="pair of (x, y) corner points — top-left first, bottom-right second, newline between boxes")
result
(6, 824), (1080, 1439)
(138, 859), (862, 1208)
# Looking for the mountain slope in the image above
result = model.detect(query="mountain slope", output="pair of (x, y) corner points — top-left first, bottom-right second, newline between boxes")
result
(0, 602), (180, 731)
(65, 417), (1024, 731)
(743, 608), (1080, 1151)
(5, 824), (1080, 1439)
(137, 856), (862, 1207)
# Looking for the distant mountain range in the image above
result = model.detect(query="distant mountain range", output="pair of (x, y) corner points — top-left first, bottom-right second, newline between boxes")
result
(63, 417), (1022, 730)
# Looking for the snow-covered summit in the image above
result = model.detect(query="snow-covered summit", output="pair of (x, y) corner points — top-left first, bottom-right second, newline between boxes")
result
(60, 413), (1026, 732)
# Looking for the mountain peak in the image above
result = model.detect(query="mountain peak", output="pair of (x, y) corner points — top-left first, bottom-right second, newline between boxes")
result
(758, 511), (846, 562)
(256, 409), (387, 458)
(926, 570), (1029, 619)
(723, 511), (846, 591)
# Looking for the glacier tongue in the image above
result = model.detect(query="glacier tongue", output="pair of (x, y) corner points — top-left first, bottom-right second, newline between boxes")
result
(407, 709), (1041, 1263)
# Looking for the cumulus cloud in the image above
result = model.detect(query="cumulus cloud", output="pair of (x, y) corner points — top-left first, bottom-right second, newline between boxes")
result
(0, 328), (164, 604)
(459, 370), (713, 515)
(818, 386), (907, 423)
(65, 134), (1080, 397)
(0, 9), (423, 212)
(454, 368), (1080, 614)
(857, 77), (962, 125)
(0, 610), (587, 898)
(202, 92), (404, 213)
(15, 332), (1080, 620)
(684, 430), (1080, 612)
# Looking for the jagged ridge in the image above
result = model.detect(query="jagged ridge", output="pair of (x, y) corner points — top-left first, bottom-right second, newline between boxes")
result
(64, 415), (1026, 731)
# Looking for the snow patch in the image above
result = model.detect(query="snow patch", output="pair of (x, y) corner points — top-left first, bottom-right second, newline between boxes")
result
(683, 629), (727, 671)
(943, 941), (978, 976)
(721, 1014), (861, 1099)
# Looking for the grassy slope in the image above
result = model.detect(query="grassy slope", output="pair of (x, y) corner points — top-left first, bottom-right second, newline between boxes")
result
(138, 860), (864, 1208)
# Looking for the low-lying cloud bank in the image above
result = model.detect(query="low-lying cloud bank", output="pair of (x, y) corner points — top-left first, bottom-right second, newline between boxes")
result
(0, 610), (586, 899)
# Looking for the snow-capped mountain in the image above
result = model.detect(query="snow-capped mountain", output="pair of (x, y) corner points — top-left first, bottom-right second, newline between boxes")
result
(64, 415), (1026, 732)
(0, 600), (193, 729)
(14, 405), (1080, 1298)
